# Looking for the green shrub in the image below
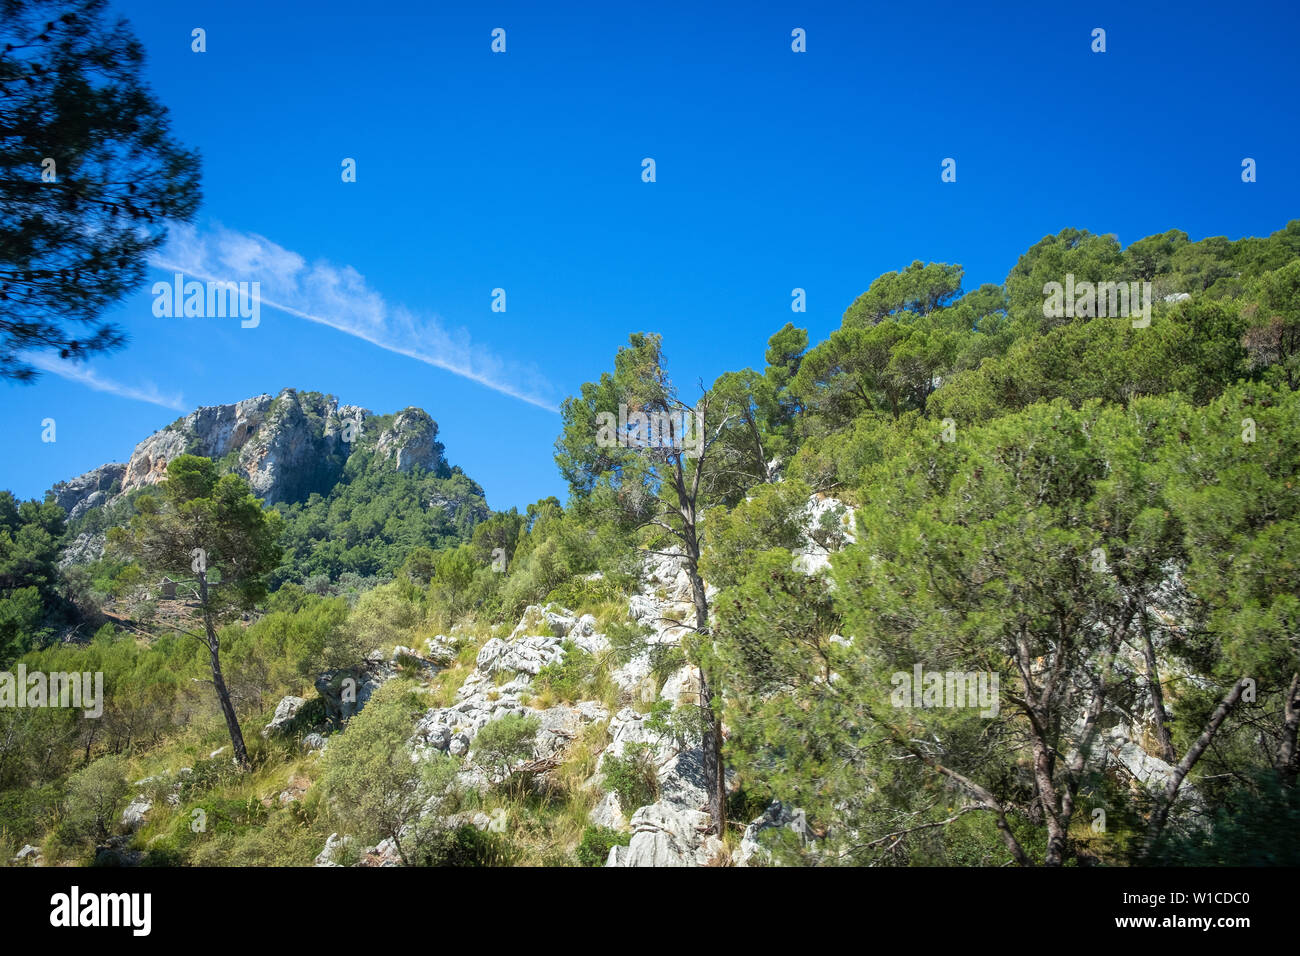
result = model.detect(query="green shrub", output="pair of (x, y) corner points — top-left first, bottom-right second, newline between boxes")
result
(319, 683), (460, 864)
(602, 742), (658, 812)
(606, 619), (653, 666)
(644, 700), (704, 749)
(648, 643), (686, 690)
(0, 783), (59, 846)
(62, 755), (130, 844)
(177, 755), (241, 803)
(575, 825), (630, 866)
(420, 823), (513, 866)
(545, 574), (625, 612)
(535, 642), (598, 702)
(473, 713), (540, 783)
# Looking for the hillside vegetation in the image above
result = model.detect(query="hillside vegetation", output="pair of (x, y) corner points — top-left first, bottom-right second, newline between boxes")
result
(2, 222), (1298, 867)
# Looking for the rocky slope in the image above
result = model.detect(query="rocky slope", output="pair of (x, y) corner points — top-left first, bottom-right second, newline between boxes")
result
(297, 494), (1184, 867)
(299, 546), (811, 868)
(99, 488), (1186, 868)
(48, 387), (465, 564)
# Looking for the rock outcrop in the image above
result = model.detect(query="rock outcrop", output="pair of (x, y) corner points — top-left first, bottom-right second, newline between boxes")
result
(373, 408), (444, 474)
(47, 462), (126, 522)
(45, 388), (478, 569)
(47, 389), (453, 515)
(263, 695), (308, 737)
(116, 389), (361, 505)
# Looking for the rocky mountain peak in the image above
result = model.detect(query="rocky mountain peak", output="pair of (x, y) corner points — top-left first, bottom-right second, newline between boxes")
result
(47, 388), (450, 523)
(373, 407), (444, 474)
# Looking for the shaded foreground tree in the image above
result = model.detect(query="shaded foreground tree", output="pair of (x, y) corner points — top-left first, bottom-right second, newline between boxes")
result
(0, 0), (201, 380)
(112, 456), (281, 770)
(0, 490), (67, 666)
(710, 388), (1297, 865)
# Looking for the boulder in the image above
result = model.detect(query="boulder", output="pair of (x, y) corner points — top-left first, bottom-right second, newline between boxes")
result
(315, 661), (395, 721)
(659, 665), (700, 705)
(605, 708), (671, 763)
(589, 791), (626, 831)
(314, 832), (351, 867)
(610, 657), (658, 703)
(14, 844), (41, 863)
(610, 802), (719, 867)
(121, 796), (152, 831)
(475, 635), (566, 677)
(357, 837), (402, 867)
(543, 607), (577, 638)
(656, 746), (709, 811)
(263, 695), (307, 737)
(569, 613), (598, 639)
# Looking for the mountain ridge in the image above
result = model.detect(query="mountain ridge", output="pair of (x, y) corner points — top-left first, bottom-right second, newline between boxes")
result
(48, 387), (490, 574)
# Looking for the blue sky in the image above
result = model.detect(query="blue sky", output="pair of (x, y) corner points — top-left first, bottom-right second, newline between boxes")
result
(3, 0), (1298, 512)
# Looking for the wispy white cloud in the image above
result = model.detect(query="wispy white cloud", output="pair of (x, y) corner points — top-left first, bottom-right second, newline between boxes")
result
(25, 352), (186, 411)
(152, 224), (560, 412)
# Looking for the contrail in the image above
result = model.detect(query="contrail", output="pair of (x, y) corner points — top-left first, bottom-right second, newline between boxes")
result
(152, 224), (561, 412)
(24, 352), (186, 411)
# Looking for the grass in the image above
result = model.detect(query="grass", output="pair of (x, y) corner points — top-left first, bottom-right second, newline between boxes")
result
(20, 594), (635, 868)
(458, 720), (612, 865)
(590, 597), (633, 632)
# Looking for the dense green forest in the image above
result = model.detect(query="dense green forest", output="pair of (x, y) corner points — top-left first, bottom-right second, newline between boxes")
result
(1, 221), (1297, 866)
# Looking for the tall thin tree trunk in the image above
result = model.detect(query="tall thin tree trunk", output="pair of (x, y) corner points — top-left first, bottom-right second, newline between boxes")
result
(683, 526), (726, 836)
(82, 721), (98, 765)
(1144, 676), (1249, 858)
(1277, 672), (1300, 787)
(1139, 611), (1177, 762)
(197, 571), (250, 770)
(1031, 732), (1068, 866)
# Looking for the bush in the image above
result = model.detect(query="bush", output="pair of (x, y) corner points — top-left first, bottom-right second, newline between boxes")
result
(0, 782), (60, 846)
(176, 754), (241, 803)
(1149, 773), (1300, 866)
(63, 755), (130, 845)
(648, 643), (686, 690)
(575, 825), (630, 866)
(644, 700), (704, 750)
(535, 642), (598, 702)
(473, 713), (539, 783)
(320, 682), (461, 864)
(421, 823), (514, 866)
(545, 574), (625, 612)
(606, 619), (653, 666)
(602, 742), (658, 813)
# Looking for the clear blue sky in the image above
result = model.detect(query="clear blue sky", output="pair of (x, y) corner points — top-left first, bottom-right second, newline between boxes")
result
(3, 0), (1298, 512)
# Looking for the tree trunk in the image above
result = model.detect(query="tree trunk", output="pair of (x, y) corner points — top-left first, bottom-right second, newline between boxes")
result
(1031, 732), (1068, 866)
(1277, 672), (1300, 787)
(1139, 611), (1177, 762)
(1144, 676), (1249, 857)
(197, 571), (251, 770)
(682, 521), (726, 836)
(698, 669), (727, 834)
